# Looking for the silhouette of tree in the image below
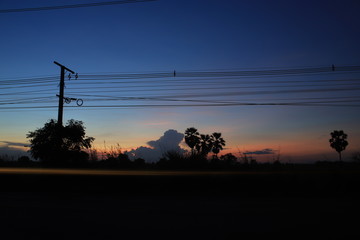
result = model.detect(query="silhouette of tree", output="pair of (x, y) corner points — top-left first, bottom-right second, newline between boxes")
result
(211, 132), (226, 158)
(220, 153), (237, 166)
(105, 152), (132, 168)
(17, 156), (33, 167)
(353, 152), (360, 162)
(27, 119), (94, 166)
(133, 157), (145, 167)
(184, 127), (200, 155)
(164, 150), (186, 168)
(329, 130), (348, 161)
(184, 128), (227, 163)
(196, 134), (213, 156)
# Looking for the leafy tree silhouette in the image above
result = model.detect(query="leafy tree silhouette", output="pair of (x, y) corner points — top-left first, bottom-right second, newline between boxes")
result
(185, 128), (226, 157)
(329, 130), (348, 161)
(220, 153), (237, 165)
(184, 127), (227, 169)
(353, 152), (360, 162)
(211, 132), (226, 158)
(27, 119), (94, 166)
(184, 127), (200, 155)
(105, 152), (132, 168)
(133, 157), (146, 167)
(197, 134), (213, 156)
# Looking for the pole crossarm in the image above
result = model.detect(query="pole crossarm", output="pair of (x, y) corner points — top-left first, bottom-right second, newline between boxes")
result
(54, 61), (75, 74)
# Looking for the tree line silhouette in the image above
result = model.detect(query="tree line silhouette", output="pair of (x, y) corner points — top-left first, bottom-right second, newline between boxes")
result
(0, 119), (358, 169)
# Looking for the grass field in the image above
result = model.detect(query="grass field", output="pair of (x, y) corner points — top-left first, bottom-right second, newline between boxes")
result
(0, 167), (359, 239)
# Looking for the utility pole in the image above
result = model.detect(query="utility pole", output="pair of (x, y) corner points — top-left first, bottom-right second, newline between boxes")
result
(54, 61), (75, 126)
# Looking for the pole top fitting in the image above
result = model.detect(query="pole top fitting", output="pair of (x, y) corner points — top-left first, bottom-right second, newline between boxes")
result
(54, 61), (75, 74)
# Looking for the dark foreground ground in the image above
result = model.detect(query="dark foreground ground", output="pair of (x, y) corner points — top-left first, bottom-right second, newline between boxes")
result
(0, 168), (359, 239)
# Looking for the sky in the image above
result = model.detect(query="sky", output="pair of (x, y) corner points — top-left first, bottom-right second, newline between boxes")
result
(1, 0), (360, 162)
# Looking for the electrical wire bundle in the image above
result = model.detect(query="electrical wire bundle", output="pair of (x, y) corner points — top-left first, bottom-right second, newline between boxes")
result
(1, 65), (360, 111)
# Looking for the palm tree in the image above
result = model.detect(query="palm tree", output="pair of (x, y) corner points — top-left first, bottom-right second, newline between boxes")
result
(329, 130), (348, 161)
(198, 134), (214, 156)
(184, 127), (200, 155)
(211, 132), (226, 158)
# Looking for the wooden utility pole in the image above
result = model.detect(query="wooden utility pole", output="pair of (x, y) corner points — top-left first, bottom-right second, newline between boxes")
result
(54, 61), (75, 126)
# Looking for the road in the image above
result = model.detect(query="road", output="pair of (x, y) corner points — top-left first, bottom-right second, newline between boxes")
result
(0, 168), (359, 239)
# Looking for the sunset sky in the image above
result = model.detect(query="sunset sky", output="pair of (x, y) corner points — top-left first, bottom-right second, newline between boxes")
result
(1, 0), (360, 162)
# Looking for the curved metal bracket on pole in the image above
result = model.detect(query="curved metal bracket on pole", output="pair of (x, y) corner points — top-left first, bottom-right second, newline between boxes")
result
(56, 94), (83, 106)
(76, 99), (83, 106)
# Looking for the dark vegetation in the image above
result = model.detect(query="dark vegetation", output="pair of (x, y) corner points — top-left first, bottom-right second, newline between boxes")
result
(329, 130), (348, 161)
(1, 124), (359, 171)
(26, 119), (94, 167)
(2, 125), (360, 239)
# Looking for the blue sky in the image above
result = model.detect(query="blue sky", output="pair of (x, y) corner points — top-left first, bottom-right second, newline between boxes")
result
(1, 0), (360, 162)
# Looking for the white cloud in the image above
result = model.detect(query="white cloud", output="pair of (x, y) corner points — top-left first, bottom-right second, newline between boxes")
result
(128, 129), (185, 162)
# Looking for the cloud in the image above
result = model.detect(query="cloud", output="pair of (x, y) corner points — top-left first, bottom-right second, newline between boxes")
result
(147, 129), (184, 151)
(0, 141), (28, 147)
(244, 148), (275, 155)
(0, 141), (30, 160)
(0, 146), (30, 160)
(128, 129), (185, 162)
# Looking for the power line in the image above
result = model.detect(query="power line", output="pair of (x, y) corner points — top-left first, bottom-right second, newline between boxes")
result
(66, 86), (360, 98)
(2, 85), (360, 105)
(78, 65), (360, 79)
(0, 0), (157, 14)
(0, 76), (57, 85)
(0, 83), (56, 90)
(2, 64), (360, 111)
(3, 93), (360, 106)
(2, 65), (360, 84)
(3, 77), (360, 90)
(2, 78), (360, 96)
(2, 65), (360, 93)
(63, 81), (360, 93)
(0, 89), (57, 96)
(1, 101), (360, 111)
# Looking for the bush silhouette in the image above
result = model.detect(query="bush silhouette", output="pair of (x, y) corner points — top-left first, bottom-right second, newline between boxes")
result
(27, 119), (94, 167)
